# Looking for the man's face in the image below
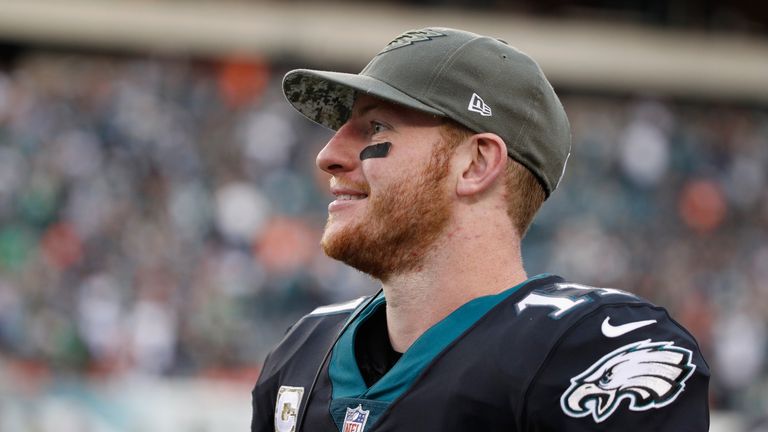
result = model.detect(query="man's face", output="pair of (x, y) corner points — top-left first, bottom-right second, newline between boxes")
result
(316, 95), (455, 281)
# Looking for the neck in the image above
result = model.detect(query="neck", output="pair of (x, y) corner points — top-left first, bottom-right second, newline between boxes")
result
(381, 217), (526, 352)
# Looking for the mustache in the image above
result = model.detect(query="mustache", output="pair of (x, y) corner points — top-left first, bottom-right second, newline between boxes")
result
(329, 177), (371, 195)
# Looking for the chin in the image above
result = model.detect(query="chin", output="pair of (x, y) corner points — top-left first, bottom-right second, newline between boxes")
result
(322, 218), (351, 242)
(319, 221), (353, 256)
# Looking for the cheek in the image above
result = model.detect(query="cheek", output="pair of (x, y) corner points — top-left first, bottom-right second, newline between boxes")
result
(361, 147), (430, 187)
(360, 160), (397, 191)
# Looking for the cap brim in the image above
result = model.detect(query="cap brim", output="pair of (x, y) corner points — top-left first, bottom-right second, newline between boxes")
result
(283, 69), (445, 130)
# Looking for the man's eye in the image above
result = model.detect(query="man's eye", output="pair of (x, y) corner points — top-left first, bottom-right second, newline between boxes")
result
(371, 122), (386, 135)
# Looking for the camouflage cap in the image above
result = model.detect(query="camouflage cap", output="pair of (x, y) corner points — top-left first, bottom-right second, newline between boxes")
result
(283, 27), (571, 197)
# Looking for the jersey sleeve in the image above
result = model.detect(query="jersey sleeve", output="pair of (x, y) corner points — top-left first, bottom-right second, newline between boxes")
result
(524, 303), (710, 431)
(250, 296), (372, 432)
(251, 351), (278, 432)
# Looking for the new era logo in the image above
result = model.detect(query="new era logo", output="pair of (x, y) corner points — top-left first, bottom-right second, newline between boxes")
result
(468, 93), (492, 117)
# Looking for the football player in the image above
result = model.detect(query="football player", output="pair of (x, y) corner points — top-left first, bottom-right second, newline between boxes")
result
(252, 27), (709, 431)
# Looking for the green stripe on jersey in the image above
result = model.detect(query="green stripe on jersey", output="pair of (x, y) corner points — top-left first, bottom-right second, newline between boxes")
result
(329, 274), (550, 402)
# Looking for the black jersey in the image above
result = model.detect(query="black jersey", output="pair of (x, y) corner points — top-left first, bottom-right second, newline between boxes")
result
(251, 274), (710, 432)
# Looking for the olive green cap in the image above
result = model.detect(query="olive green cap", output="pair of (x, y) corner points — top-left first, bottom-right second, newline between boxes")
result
(283, 27), (571, 197)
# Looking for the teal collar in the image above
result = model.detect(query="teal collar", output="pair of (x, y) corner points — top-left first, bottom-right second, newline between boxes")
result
(329, 274), (550, 402)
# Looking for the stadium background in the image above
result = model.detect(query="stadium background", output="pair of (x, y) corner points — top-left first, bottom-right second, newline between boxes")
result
(0, 0), (767, 430)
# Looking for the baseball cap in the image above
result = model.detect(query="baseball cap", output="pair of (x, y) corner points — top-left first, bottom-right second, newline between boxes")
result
(283, 27), (571, 197)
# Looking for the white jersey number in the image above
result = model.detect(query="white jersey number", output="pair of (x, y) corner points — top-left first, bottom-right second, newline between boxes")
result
(516, 283), (636, 319)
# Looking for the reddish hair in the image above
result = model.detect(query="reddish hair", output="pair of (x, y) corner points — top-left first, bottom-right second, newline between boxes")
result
(438, 121), (546, 237)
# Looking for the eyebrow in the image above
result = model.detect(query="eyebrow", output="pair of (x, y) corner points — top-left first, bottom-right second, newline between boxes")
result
(353, 102), (383, 119)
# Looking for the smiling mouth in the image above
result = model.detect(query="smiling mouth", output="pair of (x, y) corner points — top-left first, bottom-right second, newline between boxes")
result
(329, 177), (370, 204)
(335, 194), (368, 201)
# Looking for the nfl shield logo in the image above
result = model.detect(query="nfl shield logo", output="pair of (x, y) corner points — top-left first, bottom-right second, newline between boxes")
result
(342, 404), (370, 432)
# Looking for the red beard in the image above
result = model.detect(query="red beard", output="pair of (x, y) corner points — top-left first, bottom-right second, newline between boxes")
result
(321, 145), (453, 282)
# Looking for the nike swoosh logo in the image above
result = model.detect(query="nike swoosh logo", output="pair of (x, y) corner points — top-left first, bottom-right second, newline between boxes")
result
(601, 317), (657, 338)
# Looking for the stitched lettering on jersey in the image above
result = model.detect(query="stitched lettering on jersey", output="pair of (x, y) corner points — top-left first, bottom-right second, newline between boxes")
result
(516, 283), (637, 319)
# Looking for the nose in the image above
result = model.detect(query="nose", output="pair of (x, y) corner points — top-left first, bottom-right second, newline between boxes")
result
(316, 123), (360, 175)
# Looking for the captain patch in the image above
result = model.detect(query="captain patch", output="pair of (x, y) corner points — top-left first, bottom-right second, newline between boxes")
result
(275, 385), (304, 432)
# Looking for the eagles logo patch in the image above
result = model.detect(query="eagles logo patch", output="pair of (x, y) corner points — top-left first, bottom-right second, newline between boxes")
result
(560, 339), (695, 423)
(378, 29), (446, 54)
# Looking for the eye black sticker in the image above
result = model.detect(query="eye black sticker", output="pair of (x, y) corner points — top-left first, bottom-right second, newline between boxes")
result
(359, 142), (391, 160)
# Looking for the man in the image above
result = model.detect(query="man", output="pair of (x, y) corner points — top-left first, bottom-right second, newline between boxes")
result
(252, 27), (709, 431)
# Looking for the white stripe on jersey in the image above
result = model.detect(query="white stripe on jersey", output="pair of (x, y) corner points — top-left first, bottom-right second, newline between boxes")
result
(309, 296), (368, 316)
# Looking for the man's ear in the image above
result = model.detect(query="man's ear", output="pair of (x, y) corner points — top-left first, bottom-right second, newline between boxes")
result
(455, 133), (507, 197)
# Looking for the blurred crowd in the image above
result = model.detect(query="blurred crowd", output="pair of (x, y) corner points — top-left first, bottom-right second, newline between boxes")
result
(0, 51), (766, 423)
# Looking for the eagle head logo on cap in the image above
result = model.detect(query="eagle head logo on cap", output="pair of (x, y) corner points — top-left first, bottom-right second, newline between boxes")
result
(377, 29), (447, 54)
